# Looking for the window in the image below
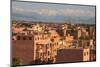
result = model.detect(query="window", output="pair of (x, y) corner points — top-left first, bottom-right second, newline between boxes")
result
(29, 37), (32, 40)
(35, 37), (39, 40)
(87, 52), (88, 55)
(84, 52), (86, 56)
(35, 37), (37, 40)
(23, 37), (26, 40)
(17, 36), (20, 40)
(48, 58), (50, 61)
(38, 37), (39, 40)
(50, 43), (52, 47)
(48, 51), (50, 56)
(45, 37), (47, 40)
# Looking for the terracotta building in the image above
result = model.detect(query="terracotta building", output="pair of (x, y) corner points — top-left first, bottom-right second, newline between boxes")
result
(12, 34), (34, 65)
(56, 48), (96, 63)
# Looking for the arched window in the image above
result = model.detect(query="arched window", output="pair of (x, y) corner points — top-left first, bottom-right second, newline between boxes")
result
(84, 52), (86, 56)
(23, 37), (26, 40)
(29, 37), (32, 40)
(17, 36), (20, 40)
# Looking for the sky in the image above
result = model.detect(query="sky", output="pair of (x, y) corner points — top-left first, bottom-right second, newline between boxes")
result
(12, 1), (96, 24)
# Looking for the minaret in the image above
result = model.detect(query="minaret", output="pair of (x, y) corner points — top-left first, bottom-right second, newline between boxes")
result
(63, 25), (67, 37)
(63, 17), (71, 37)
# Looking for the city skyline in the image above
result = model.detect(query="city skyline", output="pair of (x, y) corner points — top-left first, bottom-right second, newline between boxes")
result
(12, 1), (96, 66)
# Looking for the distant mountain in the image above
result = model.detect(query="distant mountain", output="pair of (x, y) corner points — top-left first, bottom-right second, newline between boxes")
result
(12, 12), (95, 24)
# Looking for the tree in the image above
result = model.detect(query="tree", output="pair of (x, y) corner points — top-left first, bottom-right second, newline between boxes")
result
(12, 57), (21, 66)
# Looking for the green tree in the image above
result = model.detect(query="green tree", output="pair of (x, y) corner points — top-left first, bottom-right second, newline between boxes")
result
(12, 57), (21, 66)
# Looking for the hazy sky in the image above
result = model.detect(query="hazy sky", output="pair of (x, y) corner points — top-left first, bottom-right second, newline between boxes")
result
(12, 1), (96, 24)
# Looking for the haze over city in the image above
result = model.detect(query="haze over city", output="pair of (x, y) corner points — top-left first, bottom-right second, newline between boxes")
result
(12, 1), (95, 24)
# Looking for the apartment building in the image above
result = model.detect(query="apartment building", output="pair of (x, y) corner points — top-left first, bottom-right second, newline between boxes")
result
(12, 21), (96, 65)
(12, 34), (34, 65)
(56, 48), (96, 63)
